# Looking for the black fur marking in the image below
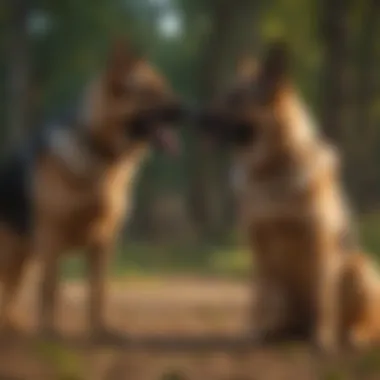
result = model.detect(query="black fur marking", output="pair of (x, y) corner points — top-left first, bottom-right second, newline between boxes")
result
(228, 122), (257, 147)
(0, 130), (50, 235)
(0, 152), (33, 235)
(129, 116), (151, 140)
(128, 103), (185, 141)
(197, 110), (256, 147)
(0, 100), (98, 235)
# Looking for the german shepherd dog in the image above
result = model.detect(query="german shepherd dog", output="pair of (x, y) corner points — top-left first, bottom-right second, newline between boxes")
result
(0, 39), (185, 339)
(198, 42), (380, 352)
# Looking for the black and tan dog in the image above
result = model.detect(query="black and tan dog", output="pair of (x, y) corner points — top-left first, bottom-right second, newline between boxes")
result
(198, 42), (380, 352)
(0, 38), (184, 339)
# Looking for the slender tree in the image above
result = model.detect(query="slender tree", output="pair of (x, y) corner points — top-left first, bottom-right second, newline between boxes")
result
(189, 0), (262, 240)
(320, 0), (352, 145)
(351, 0), (380, 207)
(6, 0), (32, 144)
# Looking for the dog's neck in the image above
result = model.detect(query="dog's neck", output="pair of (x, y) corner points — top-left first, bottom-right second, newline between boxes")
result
(252, 89), (319, 173)
(48, 123), (148, 183)
(48, 126), (106, 179)
(231, 90), (334, 195)
(275, 88), (320, 151)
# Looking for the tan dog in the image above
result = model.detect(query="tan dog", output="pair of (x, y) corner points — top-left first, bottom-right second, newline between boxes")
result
(198, 42), (380, 351)
(0, 38), (184, 339)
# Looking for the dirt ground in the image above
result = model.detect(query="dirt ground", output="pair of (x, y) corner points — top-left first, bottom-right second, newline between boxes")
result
(0, 275), (379, 380)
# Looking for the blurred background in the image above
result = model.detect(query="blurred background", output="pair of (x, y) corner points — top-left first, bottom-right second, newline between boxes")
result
(1, 1), (380, 379)
(1, 0), (380, 278)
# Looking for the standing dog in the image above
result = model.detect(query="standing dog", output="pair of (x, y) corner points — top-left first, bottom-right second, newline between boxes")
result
(198, 42), (380, 351)
(0, 38), (184, 339)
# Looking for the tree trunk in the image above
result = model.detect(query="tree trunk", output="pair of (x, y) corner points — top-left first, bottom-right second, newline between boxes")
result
(7, 0), (31, 145)
(319, 0), (358, 209)
(320, 0), (351, 145)
(350, 0), (380, 209)
(189, 0), (261, 241)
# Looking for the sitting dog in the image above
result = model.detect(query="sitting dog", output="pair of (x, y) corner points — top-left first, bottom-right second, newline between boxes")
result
(197, 41), (380, 352)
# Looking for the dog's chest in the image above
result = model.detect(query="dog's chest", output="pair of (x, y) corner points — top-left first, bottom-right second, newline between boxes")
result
(240, 176), (309, 224)
(69, 181), (120, 222)
(241, 144), (342, 222)
(252, 218), (318, 288)
(60, 167), (137, 247)
(230, 157), (306, 218)
(68, 162), (137, 223)
(34, 151), (144, 247)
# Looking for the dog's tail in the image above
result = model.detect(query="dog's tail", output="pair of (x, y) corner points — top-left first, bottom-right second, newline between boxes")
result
(342, 251), (380, 345)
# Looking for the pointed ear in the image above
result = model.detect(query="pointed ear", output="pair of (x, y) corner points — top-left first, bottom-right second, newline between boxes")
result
(105, 36), (138, 80)
(235, 55), (258, 80)
(259, 40), (290, 101)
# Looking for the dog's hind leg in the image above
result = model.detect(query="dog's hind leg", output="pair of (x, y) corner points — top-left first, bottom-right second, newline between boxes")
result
(341, 253), (380, 350)
(0, 231), (29, 335)
(86, 240), (116, 340)
(35, 227), (66, 339)
(249, 277), (292, 343)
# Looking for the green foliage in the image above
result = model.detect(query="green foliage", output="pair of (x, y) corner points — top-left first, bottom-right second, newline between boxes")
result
(1, 0), (380, 243)
(260, 0), (321, 107)
(208, 246), (251, 277)
(62, 242), (237, 278)
(359, 213), (380, 256)
(31, 0), (144, 120)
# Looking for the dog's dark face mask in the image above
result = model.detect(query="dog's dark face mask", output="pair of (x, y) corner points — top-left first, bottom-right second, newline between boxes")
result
(196, 107), (258, 149)
(104, 39), (186, 156)
(196, 41), (290, 152)
(128, 101), (186, 156)
(195, 83), (263, 152)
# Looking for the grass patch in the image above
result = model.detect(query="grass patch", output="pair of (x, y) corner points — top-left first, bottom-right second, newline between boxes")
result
(61, 213), (380, 280)
(360, 213), (380, 257)
(61, 241), (248, 280)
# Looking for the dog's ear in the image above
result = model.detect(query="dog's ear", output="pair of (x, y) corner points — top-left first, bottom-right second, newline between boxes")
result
(106, 36), (138, 79)
(259, 40), (290, 101)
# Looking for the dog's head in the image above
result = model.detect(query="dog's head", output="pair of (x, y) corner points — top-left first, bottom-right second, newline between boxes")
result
(83, 38), (185, 157)
(197, 41), (306, 165)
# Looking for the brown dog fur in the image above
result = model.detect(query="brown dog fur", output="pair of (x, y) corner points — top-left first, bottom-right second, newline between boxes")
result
(0, 39), (182, 338)
(201, 43), (380, 351)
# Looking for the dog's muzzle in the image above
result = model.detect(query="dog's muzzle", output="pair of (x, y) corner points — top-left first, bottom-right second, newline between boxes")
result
(129, 102), (188, 156)
(193, 108), (255, 148)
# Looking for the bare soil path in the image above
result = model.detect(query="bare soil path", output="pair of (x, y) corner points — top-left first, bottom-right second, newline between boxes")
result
(0, 277), (376, 380)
